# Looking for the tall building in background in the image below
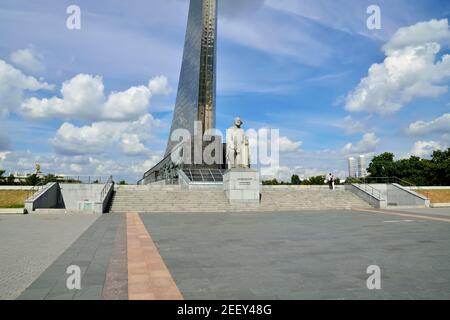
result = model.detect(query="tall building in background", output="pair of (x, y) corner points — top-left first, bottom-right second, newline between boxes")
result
(358, 155), (367, 178)
(166, 0), (217, 155)
(348, 157), (357, 178)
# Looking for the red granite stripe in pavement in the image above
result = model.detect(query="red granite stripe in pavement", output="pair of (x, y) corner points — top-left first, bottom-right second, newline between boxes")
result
(126, 212), (183, 300)
(102, 214), (128, 300)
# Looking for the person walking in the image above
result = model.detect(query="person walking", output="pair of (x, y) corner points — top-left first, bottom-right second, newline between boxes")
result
(327, 173), (333, 190)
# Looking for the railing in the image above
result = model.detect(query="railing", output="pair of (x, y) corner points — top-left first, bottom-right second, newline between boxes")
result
(100, 176), (114, 202)
(27, 179), (48, 200)
(56, 175), (112, 184)
(138, 142), (185, 185)
(352, 183), (383, 200)
(361, 176), (429, 199)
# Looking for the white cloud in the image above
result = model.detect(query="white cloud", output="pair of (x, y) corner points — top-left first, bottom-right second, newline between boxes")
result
(279, 136), (303, 153)
(346, 19), (450, 115)
(130, 156), (163, 174)
(0, 59), (53, 118)
(0, 151), (10, 162)
(103, 85), (152, 121)
(50, 114), (161, 156)
(384, 19), (450, 53)
(261, 164), (346, 182)
(443, 133), (450, 143)
(10, 48), (45, 73)
(0, 149), (161, 182)
(69, 164), (83, 173)
(410, 140), (443, 158)
(120, 133), (149, 156)
(407, 113), (450, 136)
(260, 165), (293, 181)
(21, 74), (105, 120)
(342, 133), (380, 155)
(343, 116), (365, 135)
(20, 74), (171, 121)
(148, 75), (172, 95)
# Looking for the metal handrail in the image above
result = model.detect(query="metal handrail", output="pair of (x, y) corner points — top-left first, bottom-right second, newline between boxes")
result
(353, 183), (383, 200)
(27, 179), (48, 199)
(361, 176), (429, 199)
(394, 177), (430, 199)
(100, 176), (114, 202)
(209, 169), (216, 182)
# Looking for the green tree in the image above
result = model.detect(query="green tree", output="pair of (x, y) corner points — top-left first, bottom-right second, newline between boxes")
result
(262, 178), (279, 185)
(307, 176), (326, 185)
(366, 148), (450, 186)
(24, 174), (41, 186)
(0, 170), (5, 184)
(119, 180), (127, 185)
(44, 174), (58, 184)
(345, 177), (363, 184)
(7, 174), (15, 185)
(367, 152), (396, 177)
(430, 148), (450, 185)
(291, 174), (301, 185)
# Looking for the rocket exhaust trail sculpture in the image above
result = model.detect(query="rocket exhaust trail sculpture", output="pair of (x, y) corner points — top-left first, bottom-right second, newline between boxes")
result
(166, 0), (218, 155)
(140, 0), (222, 184)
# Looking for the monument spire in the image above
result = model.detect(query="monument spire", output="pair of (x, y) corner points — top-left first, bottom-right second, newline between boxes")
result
(166, 0), (217, 155)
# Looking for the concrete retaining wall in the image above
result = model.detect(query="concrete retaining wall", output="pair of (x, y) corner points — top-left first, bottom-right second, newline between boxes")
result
(387, 183), (430, 207)
(346, 183), (430, 208)
(24, 182), (59, 213)
(25, 182), (114, 214)
(262, 185), (345, 190)
(59, 184), (104, 208)
(345, 184), (385, 208)
(0, 208), (25, 214)
(0, 186), (36, 190)
(404, 186), (450, 190)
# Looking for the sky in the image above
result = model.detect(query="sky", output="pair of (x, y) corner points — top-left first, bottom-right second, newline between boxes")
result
(1, 0), (450, 182)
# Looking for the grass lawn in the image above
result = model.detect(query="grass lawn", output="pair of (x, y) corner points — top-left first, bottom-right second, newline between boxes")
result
(414, 189), (450, 204)
(0, 190), (31, 208)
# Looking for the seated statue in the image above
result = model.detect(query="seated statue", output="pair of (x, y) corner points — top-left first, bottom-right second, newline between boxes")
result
(226, 117), (250, 169)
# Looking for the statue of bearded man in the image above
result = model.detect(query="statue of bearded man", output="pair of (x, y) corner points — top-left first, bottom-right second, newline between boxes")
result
(226, 117), (250, 169)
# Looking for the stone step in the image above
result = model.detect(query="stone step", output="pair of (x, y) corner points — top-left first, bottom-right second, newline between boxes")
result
(109, 188), (371, 213)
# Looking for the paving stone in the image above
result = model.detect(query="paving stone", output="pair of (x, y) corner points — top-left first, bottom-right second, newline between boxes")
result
(141, 210), (450, 300)
(0, 214), (99, 300)
(17, 214), (120, 300)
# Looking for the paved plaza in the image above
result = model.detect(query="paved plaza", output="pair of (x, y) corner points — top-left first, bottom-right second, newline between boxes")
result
(1, 208), (450, 300)
(0, 214), (100, 300)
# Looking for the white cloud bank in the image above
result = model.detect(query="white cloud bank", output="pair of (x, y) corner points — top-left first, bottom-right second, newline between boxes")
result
(50, 114), (161, 156)
(343, 116), (365, 135)
(20, 74), (172, 121)
(279, 136), (303, 153)
(0, 59), (53, 118)
(10, 48), (45, 73)
(410, 140), (443, 158)
(407, 113), (450, 136)
(0, 151), (162, 182)
(342, 133), (380, 155)
(346, 19), (450, 114)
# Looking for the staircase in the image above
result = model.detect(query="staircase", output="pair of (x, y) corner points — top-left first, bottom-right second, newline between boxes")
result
(109, 186), (371, 213)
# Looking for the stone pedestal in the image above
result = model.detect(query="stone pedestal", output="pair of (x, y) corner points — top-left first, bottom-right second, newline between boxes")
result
(223, 169), (260, 204)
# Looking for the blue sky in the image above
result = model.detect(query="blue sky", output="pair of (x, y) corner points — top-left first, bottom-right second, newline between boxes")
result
(1, 0), (450, 181)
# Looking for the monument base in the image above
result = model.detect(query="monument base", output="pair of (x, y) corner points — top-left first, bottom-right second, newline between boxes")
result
(223, 169), (260, 204)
